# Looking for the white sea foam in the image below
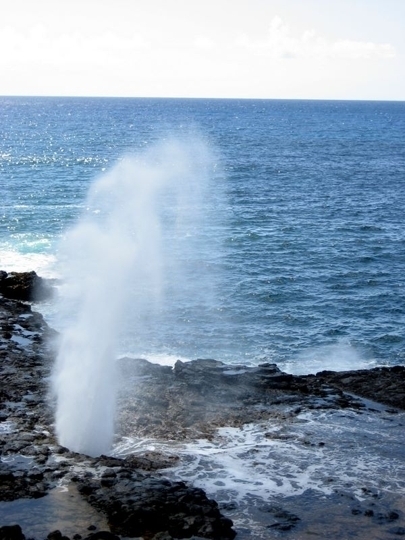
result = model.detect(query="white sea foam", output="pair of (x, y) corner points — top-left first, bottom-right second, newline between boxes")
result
(0, 421), (15, 434)
(0, 248), (57, 278)
(111, 404), (405, 538)
(117, 352), (191, 367)
(281, 342), (378, 375)
(53, 137), (217, 457)
(149, 407), (405, 501)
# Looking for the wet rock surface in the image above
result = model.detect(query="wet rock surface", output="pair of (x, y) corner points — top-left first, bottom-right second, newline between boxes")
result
(0, 271), (56, 302)
(117, 356), (405, 441)
(1, 285), (405, 539)
(311, 365), (405, 410)
(75, 471), (234, 539)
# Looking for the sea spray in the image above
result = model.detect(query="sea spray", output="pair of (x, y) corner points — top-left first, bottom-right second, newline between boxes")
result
(53, 137), (216, 456)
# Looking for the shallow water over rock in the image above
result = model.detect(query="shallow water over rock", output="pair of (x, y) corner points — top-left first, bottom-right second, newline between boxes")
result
(0, 485), (108, 539)
(115, 401), (405, 539)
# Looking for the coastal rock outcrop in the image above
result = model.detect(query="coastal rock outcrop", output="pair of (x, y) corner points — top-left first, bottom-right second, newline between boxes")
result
(117, 356), (401, 442)
(311, 366), (405, 410)
(0, 271), (55, 302)
(76, 467), (235, 539)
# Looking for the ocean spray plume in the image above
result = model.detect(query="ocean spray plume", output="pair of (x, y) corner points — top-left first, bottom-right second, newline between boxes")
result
(53, 137), (215, 456)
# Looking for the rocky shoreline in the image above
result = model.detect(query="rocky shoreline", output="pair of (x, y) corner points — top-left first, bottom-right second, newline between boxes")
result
(1, 273), (405, 539)
(0, 290), (237, 540)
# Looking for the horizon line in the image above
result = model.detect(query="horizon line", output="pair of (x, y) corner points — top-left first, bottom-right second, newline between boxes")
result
(1, 94), (404, 103)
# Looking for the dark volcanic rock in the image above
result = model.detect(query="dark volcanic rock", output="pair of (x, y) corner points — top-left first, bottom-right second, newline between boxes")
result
(0, 525), (26, 540)
(0, 463), (50, 501)
(85, 533), (120, 540)
(0, 271), (55, 302)
(262, 505), (301, 532)
(117, 357), (306, 440)
(76, 471), (236, 539)
(312, 366), (405, 410)
(117, 356), (380, 441)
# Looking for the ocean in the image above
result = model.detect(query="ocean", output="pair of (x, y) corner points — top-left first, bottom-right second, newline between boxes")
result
(1, 96), (404, 374)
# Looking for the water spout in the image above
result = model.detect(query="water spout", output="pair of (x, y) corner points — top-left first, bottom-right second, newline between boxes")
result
(53, 137), (215, 456)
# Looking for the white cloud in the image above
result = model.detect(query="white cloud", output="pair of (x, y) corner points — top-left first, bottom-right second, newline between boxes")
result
(193, 36), (216, 51)
(0, 25), (149, 67)
(331, 40), (396, 60)
(236, 16), (396, 60)
(0, 4), (403, 100)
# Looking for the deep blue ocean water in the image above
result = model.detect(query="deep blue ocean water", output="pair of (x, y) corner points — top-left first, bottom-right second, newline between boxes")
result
(1, 96), (404, 373)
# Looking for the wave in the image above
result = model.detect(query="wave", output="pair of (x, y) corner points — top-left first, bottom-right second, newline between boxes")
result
(0, 247), (57, 278)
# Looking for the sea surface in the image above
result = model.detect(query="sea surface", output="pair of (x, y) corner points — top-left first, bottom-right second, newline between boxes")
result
(1, 96), (405, 374)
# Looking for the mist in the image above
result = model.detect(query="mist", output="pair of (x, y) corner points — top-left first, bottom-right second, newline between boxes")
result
(52, 137), (217, 456)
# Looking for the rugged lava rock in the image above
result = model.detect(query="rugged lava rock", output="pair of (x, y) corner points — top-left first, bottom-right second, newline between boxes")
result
(75, 468), (235, 539)
(117, 355), (405, 442)
(0, 271), (55, 302)
(312, 366), (405, 410)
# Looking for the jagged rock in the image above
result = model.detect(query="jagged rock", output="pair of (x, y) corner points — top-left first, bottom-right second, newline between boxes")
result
(0, 525), (25, 540)
(0, 270), (55, 302)
(117, 356), (375, 441)
(47, 531), (63, 540)
(311, 366), (405, 410)
(85, 533), (120, 540)
(76, 471), (236, 539)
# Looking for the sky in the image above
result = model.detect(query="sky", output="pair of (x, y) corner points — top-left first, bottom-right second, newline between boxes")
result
(0, 0), (404, 100)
